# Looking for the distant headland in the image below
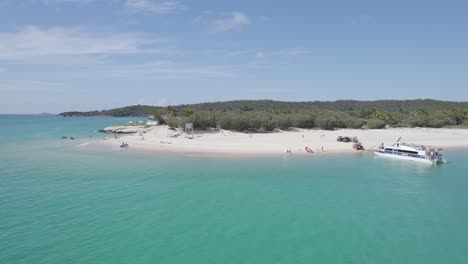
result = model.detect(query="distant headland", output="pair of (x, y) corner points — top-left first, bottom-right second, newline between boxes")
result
(60, 99), (468, 131)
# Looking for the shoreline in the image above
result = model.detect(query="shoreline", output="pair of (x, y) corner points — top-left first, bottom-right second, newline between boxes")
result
(93, 139), (361, 158)
(92, 140), (468, 160)
(96, 126), (468, 157)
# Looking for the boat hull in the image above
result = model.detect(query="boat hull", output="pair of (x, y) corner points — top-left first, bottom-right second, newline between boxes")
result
(374, 151), (438, 165)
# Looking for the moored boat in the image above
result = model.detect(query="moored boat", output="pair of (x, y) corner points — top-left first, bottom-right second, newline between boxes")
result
(374, 137), (446, 165)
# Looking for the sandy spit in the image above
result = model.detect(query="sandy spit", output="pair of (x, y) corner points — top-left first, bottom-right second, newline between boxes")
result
(98, 126), (468, 157)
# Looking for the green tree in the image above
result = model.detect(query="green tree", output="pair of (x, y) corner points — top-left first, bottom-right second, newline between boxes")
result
(182, 108), (195, 117)
(151, 109), (165, 124)
(367, 118), (386, 129)
(240, 105), (255, 112)
(449, 107), (467, 125)
(166, 106), (177, 116)
(166, 117), (182, 129)
(412, 109), (430, 127)
(359, 108), (376, 119)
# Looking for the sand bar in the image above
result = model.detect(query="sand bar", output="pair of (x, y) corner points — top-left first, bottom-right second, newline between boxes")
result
(99, 125), (468, 156)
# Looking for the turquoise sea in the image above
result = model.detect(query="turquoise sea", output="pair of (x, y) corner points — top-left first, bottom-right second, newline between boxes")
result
(1, 115), (468, 264)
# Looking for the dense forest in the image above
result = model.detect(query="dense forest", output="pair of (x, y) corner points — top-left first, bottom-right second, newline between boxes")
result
(60, 99), (468, 131)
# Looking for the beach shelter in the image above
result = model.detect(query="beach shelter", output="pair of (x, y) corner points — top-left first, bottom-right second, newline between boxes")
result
(185, 123), (194, 138)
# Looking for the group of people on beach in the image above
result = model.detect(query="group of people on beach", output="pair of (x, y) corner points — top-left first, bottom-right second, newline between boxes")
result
(285, 146), (324, 154)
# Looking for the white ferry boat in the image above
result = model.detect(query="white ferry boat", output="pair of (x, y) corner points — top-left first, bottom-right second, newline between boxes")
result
(374, 138), (446, 165)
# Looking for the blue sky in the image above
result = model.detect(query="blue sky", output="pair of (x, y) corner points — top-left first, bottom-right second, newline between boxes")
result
(1, 0), (467, 113)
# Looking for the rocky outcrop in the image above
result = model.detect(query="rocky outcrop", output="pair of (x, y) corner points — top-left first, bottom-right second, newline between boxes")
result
(102, 126), (145, 134)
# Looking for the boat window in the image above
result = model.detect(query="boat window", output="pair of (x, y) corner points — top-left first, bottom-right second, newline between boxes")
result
(395, 149), (418, 155)
(384, 148), (418, 155)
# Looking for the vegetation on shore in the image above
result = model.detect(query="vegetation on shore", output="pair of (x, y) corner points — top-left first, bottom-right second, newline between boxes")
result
(60, 99), (468, 131)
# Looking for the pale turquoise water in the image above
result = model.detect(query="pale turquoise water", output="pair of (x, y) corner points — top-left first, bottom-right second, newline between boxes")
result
(1, 115), (468, 264)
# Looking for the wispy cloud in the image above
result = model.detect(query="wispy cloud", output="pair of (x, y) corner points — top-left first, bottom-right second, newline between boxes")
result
(201, 48), (311, 60)
(0, 26), (237, 82)
(1, 0), (125, 7)
(0, 0), (112, 5)
(192, 15), (203, 24)
(259, 15), (270, 23)
(352, 14), (370, 26)
(125, 0), (184, 14)
(0, 79), (70, 92)
(271, 48), (312, 56)
(156, 97), (168, 106)
(255, 51), (265, 59)
(109, 61), (236, 80)
(38, 0), (186, 14)
(213, 11), (250, 33)
(41, 0), (104, 4)
(0, 26), (165, 61)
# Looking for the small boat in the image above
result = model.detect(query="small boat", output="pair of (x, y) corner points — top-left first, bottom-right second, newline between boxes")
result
(374, 137), (446, 165)
(120, 143), (129, 148)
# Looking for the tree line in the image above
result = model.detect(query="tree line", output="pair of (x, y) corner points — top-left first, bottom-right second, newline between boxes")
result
(60, 99), (468, 117)
(59, 99), (468, 131)
(152, 106), (468, 132)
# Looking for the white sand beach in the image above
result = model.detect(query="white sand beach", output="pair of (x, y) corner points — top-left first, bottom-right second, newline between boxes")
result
(101, 125), (468, 156)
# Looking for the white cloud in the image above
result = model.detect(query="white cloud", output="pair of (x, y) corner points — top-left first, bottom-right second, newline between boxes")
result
(125, 0), (184, 14)
(0, 0), (110, 5)
(202, 48), (310, 60)
(1, 0), (118, 7)
(271, 48), (311, 56)
(156, 97), (168, 106)
(0, 79), (70, 92)
(36, 0), (185, 14)
(213, 11), (250, 33)
(192, 15), (202, 24)
(0, 26), (164, 61)
(109, 61), (236, 80)
(0, 26), (237, 82)
(224, 50), (251, 57)
(255, 51), (265, 59)
(41, 0), (103, 4)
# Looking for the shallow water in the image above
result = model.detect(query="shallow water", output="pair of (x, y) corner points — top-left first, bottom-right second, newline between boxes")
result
(1, 115), (468, 264)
